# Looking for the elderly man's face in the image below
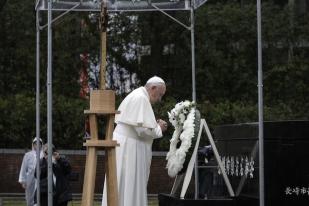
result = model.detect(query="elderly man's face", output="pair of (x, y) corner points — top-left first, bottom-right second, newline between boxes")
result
(32, 142), (42, 150)
(150, 84), (166, 104)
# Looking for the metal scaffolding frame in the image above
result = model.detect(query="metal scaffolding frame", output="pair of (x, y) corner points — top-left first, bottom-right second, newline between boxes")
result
(34, 1), (264, 206)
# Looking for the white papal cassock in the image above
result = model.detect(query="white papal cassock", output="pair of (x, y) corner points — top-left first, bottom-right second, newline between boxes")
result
(102, 86), (163, 206)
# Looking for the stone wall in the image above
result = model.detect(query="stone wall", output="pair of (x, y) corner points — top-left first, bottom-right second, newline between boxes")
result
(0, 149), (174, 195)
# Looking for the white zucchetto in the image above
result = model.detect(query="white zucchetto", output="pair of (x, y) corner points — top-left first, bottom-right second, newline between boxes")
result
(146, 76), (165, 84)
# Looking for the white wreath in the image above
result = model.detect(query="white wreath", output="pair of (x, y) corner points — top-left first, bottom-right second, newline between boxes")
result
(166, 101), (196, 178)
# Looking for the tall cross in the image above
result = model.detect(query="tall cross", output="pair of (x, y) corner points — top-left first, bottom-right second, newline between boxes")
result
(99, 1), (108, 89)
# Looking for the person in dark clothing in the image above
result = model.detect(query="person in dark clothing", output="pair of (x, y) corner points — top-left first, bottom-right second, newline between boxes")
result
(35, 144), (72, 206)
(198, 145), (215, 199)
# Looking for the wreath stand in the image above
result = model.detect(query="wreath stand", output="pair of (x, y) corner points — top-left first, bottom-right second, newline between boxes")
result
(81, 3), (119, 206)
(171, 118), (235, 199)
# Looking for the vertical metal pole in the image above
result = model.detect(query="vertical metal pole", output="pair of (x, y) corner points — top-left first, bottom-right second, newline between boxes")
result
(257, 1), (264, 206)
(191, 1), (196, 102)
(36, 10), (41, 206)
(47, 0), (53, 206)
(191, 0), (199, 200)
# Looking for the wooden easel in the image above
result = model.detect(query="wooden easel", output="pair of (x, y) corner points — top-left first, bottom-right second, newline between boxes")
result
(81, 2), (119, 206)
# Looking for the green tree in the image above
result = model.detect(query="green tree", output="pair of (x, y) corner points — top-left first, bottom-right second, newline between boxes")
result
(0, 1), (308, 150)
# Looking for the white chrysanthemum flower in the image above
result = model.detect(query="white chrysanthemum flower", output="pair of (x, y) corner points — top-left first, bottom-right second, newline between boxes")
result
(166, 102), (196, 178)
(183, 100), (190, 107)
(179, 113), (186, 123)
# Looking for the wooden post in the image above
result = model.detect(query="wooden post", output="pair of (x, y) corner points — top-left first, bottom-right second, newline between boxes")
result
(99, 2), (107, 90)
(81, 115), (99, 206)
(105, 115), (119, 205)
(81, 91), (119, 206)
(81, 2), (119, 206)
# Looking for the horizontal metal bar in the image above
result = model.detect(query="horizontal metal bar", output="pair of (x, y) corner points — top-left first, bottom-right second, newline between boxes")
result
(151, 3), (190, 30)
(40, 3), (81, 29)
(36, 0), (191, 12)
(197, 165), (218, 168)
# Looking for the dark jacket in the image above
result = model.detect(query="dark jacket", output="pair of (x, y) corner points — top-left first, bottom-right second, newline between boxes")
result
(35, 156), (72, 206)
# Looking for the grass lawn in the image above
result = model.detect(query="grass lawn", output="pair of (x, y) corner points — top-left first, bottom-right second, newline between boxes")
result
(1, 196), (159, 206)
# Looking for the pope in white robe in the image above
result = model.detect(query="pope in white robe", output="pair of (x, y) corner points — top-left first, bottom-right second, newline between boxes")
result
(19, 138), (43, 206)
(102, 76), (168, 206)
